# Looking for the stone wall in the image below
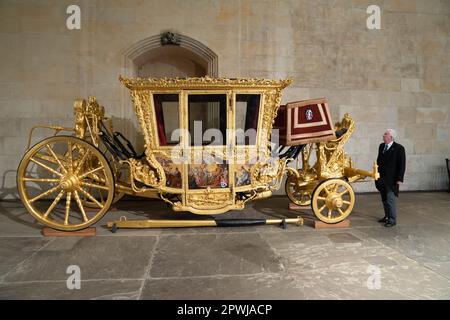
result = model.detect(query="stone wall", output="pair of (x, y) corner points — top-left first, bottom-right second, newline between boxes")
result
(1, 0), (449, 199)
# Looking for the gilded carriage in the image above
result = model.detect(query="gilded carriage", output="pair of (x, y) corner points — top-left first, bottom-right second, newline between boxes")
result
(17, 77), (378, 231)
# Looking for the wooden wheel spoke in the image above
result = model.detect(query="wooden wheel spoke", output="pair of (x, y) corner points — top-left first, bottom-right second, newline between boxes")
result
(46, 144), (67, 174)
(81, 188), (88, 203)
(23, 177), (60, 183)
(338, 189), (349, 197)
(327, 208), (332, 219)
(333, 184), (339, 193)
(79, 165), (105, 179)
(317, 196), (326, 201)
(80, 181), (109, 191)
(89, 174), (107, 184)
(64, 192), (72, 225)
(34, 153), (59, 165)
(77, 187), (103, 208)
(98, 189), (105, 204)
(318, 204), (327, 213)
(29, 185), (61, 203)
(86, 185), (95, 204)
(74, 190), (89, 222)
(34, 153), (70, 170)
(30, 157), (62, 177)
(67, 141), (73, 171)
(342, 200), (351, 205)
(337, 208), (345, 216)
(43, 190), (65, 219)
(323, 187), (330, 195)
(33, 152), (68, 168)
(74, 149), (91, 175)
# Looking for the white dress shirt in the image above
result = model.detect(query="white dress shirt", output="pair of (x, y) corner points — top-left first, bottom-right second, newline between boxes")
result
(385, 141), (393, 151)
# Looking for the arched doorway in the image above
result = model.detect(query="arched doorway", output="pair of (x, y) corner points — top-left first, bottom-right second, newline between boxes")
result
(136, 45), (207, 78)
(120, 32), (219, 149)
(123, 32), (218, 78)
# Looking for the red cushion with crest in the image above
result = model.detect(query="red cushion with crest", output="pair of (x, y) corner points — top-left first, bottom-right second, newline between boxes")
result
(274, 98), (335, 146)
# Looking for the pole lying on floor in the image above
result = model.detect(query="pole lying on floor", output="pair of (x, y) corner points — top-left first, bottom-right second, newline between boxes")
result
(106, 217), (304, 233)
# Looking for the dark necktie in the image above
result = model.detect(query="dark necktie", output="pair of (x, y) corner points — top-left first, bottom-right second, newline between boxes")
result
(383, 144), (388, 153)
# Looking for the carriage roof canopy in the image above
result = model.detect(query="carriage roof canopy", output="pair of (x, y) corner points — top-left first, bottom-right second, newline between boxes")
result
(119, 76), (293, 90)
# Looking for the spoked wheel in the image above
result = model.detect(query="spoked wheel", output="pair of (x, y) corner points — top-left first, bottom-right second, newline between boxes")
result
(285, 174), (312, 206)
(311, 178), (355, 224)
(17, 136), (115, 231)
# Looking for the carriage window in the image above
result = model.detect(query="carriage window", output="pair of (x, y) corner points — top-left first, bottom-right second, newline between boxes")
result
(188, 94), (227, 146)
(235, 94), (260, 145)
(153, 94), (180, 146)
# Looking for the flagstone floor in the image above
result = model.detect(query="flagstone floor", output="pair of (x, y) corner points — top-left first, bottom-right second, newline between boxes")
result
(1, 192), (449, 299)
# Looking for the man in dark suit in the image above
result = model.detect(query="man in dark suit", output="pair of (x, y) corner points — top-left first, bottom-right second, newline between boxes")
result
(375, 129), (406, 227)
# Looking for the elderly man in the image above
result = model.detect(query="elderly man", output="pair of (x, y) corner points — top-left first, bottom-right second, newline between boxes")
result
(375, 129), (406, 227)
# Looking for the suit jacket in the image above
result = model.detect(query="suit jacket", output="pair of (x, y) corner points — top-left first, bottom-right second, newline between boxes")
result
(375, 142), (406, 196)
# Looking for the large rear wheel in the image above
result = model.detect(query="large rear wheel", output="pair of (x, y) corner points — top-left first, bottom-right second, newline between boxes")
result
(17, 136), (115, 231)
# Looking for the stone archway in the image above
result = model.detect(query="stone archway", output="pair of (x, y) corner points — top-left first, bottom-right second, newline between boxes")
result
(120, 32), (219, 149)
(123, 32), (218, 78)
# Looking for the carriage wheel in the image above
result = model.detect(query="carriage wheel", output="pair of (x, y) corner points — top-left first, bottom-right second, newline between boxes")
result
(285, 174), (312, 206)
(311, 178), (355, 224)
(17, 136), (115, 231)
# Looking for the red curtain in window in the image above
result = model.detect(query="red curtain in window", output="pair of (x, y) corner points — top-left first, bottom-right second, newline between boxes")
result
(153, 98), (167, 146)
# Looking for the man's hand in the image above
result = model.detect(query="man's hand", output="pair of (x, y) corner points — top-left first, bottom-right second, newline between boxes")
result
(396, 181), (402, 185)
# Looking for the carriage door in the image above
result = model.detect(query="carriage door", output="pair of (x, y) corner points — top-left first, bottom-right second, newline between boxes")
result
(182, 91), (235, 213)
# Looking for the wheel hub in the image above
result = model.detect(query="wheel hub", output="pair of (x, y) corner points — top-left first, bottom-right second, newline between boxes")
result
(326, 194), (343, 209)
(60, 174), (79, 191)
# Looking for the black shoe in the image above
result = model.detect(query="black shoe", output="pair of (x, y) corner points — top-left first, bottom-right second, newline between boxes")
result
(378, 217), (388, 223)
(384, 222), (396, 227)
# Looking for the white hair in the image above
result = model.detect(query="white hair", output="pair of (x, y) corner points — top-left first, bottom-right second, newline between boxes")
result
(386, 128), (397, 140)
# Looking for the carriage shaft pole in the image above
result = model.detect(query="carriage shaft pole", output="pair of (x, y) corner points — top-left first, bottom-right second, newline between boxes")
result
(344, 162), (379, 180)
(107, 217), (303, 230)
